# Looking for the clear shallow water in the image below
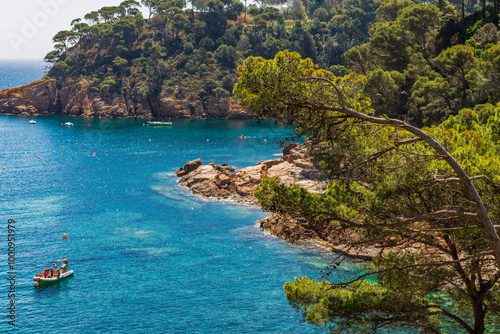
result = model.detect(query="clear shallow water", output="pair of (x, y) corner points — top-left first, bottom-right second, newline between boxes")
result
(0, 116), (335, 333)
(0, 60), (47, 90)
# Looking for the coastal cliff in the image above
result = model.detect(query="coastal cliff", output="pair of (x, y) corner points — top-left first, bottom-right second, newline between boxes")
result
(0, 78), (254, 119)
(0, 79), (57, 116)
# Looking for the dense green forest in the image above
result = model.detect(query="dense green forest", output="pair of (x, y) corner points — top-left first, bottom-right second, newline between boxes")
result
(44, 0), (379, 107)
(45, 0), (500, 125)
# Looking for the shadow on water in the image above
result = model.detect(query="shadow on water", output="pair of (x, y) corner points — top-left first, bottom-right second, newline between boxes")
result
(33, 275), (75, 296)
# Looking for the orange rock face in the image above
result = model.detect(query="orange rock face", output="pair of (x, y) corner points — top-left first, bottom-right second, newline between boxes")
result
(0, 78), (255, 120)
(0, 79), (57, 116)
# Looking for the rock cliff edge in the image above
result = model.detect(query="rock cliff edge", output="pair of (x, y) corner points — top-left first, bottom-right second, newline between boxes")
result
(0, 78), (254, 119)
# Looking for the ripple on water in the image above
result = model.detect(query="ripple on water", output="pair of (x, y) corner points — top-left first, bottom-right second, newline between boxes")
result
(1, 115), (332, 334)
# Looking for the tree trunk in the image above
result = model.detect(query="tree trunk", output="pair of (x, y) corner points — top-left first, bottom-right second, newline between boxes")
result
(472, 298), (486, 334)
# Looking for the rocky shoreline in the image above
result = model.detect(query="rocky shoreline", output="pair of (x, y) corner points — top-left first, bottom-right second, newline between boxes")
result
(0, 78), (255, 120)
(175, 143), (357, 252)
(174, 142), (328, 203)
(175, 142), (393, 259)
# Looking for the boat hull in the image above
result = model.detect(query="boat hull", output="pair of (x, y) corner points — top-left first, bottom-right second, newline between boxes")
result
(147, 121), (172, 126)
(34, 270), (74, 284)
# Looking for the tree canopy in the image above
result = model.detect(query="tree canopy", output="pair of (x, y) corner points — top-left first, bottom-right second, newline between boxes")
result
(43, 0), (500, 123)
(235, 50), (500, 333)
(43, 0), (386, 108)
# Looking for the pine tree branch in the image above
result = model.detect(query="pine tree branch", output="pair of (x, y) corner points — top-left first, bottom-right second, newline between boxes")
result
(303, 75), (500, 269)
(434, 174), (500, 189)
(330, 251), (495, 289)
(349, 137), (424, 170)
(319, 209), (481, 229)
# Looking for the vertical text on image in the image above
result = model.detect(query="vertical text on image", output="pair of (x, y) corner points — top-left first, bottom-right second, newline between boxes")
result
(6, 219), (16, 326)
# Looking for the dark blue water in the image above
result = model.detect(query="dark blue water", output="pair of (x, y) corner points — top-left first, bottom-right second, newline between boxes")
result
(0, 60), (47, 90)
(0, 114), (335, 333)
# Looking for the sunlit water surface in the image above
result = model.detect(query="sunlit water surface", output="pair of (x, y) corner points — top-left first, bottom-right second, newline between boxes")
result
(0, 113), (339, 333)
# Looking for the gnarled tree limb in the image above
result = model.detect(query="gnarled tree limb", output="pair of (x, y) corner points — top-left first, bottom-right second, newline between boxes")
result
(313, 76), (500, 270)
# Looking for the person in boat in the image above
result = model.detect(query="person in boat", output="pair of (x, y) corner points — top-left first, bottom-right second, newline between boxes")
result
(50, 263), (58, 276)
(57, 258), (68, 273)
(42, 269), (48, 278)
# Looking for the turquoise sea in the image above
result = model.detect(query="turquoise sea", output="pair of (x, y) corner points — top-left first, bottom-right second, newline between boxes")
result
(0, 60), (47, 90)
(0, 61), (333, 333)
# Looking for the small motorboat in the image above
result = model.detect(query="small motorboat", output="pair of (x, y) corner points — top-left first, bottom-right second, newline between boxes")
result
(147, 121), (172, 126)
(64, 122), (74, 127)
(29, 120), (36, 124)
(33, 270), (74, 286)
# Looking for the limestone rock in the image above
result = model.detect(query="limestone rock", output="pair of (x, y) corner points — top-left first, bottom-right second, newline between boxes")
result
(184, 158), (202, 174)
(180, 164), (232, 198)
(256, 159), (282, 169)
(175, 142), (337, 252)
(230, 165), (266, 197)
(158, 96), (193, 119)
(0, 77), (256, 119)
(217, 172), (232, 187)
(176, 142), (328, 201)
(283, 143), (299, 157)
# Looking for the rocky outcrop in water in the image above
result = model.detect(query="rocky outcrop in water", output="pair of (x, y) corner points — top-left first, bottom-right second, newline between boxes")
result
(175, 160), (236, 199)
(175, 143), (348, 249)
(175, 142), (328, 202)
(0, 79), (58, 116)
(176, 142), (388, 259)
(0, 78), (255, 119)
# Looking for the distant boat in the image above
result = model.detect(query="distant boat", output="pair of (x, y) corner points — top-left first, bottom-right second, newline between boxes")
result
(28, 120), (36, 124)
(33, 270), (74, 286)
(64, 122), (74, 127)
(147, 121), (172, 126)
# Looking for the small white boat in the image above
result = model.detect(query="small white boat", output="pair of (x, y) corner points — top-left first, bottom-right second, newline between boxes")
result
(29, 120), (36, 124)
(64, 122), (74, 127)
(33, 270), (74, 285)
(147, 121), (172, 126)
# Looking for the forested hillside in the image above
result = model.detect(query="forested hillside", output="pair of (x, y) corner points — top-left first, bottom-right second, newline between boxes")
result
(43, 0), (378, 111)
(42, 0), (500, 122)
(36, 0), (500, 332)
(344, 1), (500, 126)
(226, 0), (500, 331)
